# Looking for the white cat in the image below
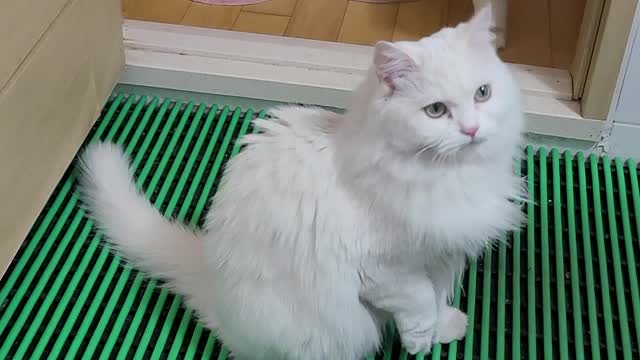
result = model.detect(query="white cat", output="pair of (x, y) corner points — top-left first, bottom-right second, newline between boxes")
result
(79, 7), (523, 360)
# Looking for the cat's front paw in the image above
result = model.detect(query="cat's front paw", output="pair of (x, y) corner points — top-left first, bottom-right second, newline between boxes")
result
(399, 326), (435, 355)
(436, 307), (468, 343)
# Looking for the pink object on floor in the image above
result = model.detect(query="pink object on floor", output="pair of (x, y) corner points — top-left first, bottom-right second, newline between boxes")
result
(191, 0), (415, 4)
(352, 0), (417, 3)
(192, 0), (268, 5)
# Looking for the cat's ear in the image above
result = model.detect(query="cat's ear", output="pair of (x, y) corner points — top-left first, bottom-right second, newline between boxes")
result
(373, 41), (418, 91)
(465, 5), (497, 47)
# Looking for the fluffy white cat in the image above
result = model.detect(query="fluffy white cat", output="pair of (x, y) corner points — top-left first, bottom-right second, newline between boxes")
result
(79, 6), (523, 360)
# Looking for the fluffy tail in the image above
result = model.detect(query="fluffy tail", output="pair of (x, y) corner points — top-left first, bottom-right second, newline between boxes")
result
(79, 143), (210, 318)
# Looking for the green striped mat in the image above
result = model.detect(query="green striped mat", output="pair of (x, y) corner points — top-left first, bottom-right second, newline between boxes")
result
(0, 94), (639, 359)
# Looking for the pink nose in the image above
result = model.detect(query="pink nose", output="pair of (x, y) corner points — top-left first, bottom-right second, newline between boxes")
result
(461, 126), (479, 137)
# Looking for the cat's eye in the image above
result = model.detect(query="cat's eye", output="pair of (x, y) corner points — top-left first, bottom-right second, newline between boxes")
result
(475, 84), (492, 102)
(424, 102), (448, 118)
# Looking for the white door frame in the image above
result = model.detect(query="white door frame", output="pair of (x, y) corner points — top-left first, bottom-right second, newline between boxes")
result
(606, 3), (640, 158)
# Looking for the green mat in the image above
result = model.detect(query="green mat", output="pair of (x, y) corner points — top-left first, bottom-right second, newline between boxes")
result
(0, 94), (639, 359)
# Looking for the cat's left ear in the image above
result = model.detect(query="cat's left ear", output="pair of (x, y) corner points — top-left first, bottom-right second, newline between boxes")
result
(465, 5), (497, 47)
(373, 41), (418, 91)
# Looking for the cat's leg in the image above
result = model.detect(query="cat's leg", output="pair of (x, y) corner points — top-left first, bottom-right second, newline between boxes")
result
(472, 0), (507, 48)
(428, 256), (468, 343)
(432, 282), (468, 343)
(360, 271), (439, 354)
(436, 302), (468, 343)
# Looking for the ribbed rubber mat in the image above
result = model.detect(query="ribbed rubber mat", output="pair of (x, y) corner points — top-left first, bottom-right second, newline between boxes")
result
(0, 94), (638, 360)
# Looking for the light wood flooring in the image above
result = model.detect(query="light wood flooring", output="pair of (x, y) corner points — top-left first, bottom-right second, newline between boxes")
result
(123, 0), (586, 69)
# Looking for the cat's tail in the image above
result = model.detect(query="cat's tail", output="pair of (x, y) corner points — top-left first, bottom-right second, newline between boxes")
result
(79, 143), (211, 319)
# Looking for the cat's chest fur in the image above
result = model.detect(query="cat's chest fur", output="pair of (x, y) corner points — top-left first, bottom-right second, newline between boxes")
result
(358, 161), (522, 259)
(210, 110), (521, 273)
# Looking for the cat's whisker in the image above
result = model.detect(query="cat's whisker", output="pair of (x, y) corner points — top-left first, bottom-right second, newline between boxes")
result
(432, 140), (462, 166)
(414, 142), (439, 158)
(452, 151), (460, 167)
(434, 151), (450, 167)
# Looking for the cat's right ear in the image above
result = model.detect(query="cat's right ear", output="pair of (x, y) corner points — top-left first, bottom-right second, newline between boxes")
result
(373, 41), (418, 92)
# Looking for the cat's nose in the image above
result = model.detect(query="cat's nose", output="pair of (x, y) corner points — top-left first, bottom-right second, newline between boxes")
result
(461, 126), (479, 137)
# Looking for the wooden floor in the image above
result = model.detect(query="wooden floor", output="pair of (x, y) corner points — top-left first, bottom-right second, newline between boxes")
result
(123, 0), (585, 69)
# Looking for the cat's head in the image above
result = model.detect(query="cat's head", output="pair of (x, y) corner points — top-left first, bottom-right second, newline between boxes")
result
(361, 6), (523, 164)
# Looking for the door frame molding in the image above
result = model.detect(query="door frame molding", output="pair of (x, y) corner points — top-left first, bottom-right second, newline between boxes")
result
(574, 0), (638, 120)
(120, 20), (606, 141)
(606, 2), (640, 157)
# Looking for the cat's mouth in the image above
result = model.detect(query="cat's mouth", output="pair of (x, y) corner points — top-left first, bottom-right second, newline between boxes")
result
(470, 137), (487, 145)
(415, 137), (488, 159)
(463, 137), (487, 148)
(449, 137), (488, 154)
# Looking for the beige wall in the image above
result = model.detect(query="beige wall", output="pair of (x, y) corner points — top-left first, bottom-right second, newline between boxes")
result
(0, 0), (124, 276)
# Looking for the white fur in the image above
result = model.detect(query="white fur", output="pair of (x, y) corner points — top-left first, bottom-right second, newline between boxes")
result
(473, 1), (507, 48)
(79, 9), (524, 360)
